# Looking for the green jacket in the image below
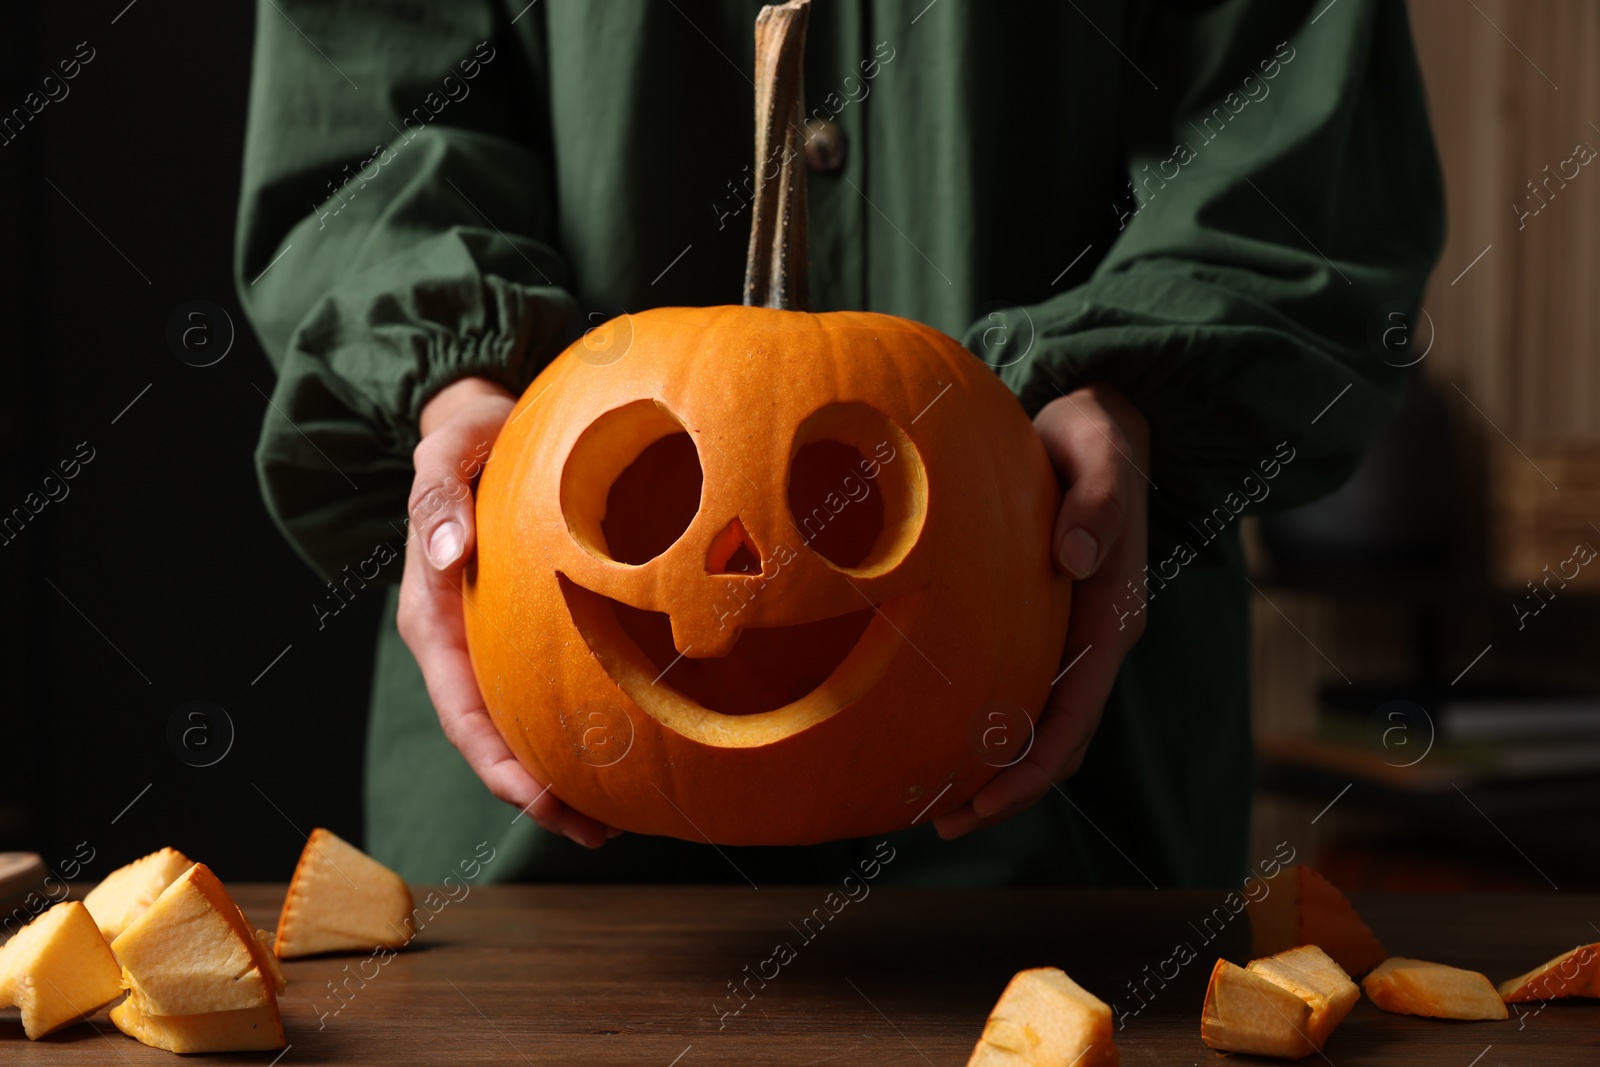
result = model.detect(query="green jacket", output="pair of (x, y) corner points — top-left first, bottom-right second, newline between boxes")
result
(237, 0), (1442, 887)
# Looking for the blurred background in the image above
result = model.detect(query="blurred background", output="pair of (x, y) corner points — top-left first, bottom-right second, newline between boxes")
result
(1249, 2), (1600, 892)
(0, 2), (376, 885)
(1, 1), (1596, 889)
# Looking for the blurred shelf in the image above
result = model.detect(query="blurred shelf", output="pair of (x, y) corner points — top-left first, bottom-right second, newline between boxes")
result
(1251, 566), (1456, 598)
(1258, 735), (1600, 818)
(1252, 566), (1600, 604)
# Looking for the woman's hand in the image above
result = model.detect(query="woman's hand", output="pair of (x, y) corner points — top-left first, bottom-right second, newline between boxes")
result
(935, 382), (1151, 839)
(397, 376), (617, 849)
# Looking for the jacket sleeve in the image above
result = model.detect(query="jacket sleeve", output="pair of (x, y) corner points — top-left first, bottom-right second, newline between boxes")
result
(235, 1), (576, 580)
(966, 0), (1444, 523)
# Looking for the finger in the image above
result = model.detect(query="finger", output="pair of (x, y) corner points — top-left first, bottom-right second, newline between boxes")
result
(932, 799), (1025, 841)
(933, 563), (1133, 840)
(398, 538), (611, 848)
(444, 584), (615, 848)
(1040, 414), (1129, 580)
(969, 584), (1126, 813)
(935, 392), (1149, 840)
(930, 648), (1107, 840)
(976, 674), (1105, 812)
(408, 405), (509, 573)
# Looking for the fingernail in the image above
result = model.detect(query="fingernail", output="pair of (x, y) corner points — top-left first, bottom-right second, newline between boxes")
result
(563, 826), (607, 849)
(1059, 528), (1099, 579)
(428, 521), (464, 569)
(972, 793), (1003, 819)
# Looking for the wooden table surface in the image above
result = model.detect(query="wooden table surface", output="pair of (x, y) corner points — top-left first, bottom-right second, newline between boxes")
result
(3, 884), (1597, 1064)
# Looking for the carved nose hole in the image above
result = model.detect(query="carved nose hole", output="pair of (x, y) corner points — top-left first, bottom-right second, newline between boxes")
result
(706, 517), (763, 575)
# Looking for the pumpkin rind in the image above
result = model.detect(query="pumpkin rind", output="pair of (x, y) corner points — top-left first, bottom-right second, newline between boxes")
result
(465, 306), (1067, 846)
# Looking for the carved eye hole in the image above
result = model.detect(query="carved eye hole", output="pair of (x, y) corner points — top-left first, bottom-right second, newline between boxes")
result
(788, 440), (883, 568)
(785, 404), (925, 574)
(561, 400), (703, 565)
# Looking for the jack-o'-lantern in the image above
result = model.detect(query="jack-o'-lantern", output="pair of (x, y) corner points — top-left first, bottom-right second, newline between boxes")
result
(462, 0), (1069, 845)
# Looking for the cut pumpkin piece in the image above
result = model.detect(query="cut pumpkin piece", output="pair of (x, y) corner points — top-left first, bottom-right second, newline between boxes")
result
(110, 992), (284, 1054)
(1200, 958), (1316, 1060)
(1202, 945), (1358, 1060)
(81, 846), (193, 941)
(248, 924), (287, 994)
(1250, 865), (1387, 977)
(109, 864), (284, 1052)
(1246, 945), (1360, 1049)
(1363, 957), (1506, 1019)
(227, 903), (286, 994)
(0, 901), (125, 1039)
(1498, 943), (1600, 1003)
(966, 966), (1119, 1066)
(110, 862), (271, 1016)
(275, 827), (413, 958)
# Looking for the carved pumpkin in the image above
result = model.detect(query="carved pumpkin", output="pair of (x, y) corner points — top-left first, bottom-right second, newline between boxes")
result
(461, 0), (1069, 845)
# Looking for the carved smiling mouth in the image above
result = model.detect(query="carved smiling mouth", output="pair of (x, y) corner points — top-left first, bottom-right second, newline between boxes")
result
(559, 575), (922, 743)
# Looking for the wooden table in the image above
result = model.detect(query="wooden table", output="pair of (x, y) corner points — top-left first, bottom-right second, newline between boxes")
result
(4, 885), (1597, 1064)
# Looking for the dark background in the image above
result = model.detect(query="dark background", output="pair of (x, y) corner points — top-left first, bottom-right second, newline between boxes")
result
(0, 2), (376, 883)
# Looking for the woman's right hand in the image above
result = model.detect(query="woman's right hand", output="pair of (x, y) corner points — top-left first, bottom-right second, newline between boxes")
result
(397, 376), (617, 849)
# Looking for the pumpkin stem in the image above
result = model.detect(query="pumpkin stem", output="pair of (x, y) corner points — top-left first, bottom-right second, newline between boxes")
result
(743, 0), (811, 312)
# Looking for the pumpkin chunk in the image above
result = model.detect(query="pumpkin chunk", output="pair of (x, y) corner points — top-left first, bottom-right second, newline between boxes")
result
(274, 827), (413, 958)
(1200, 958), (1317, 1060)
(967, 966), (1119, 1066)
(110, 993), (284, 1054)
(244, 918), (287, 994)
(82, 846), (193, 940)
(1250, 865), (1387, 977)
(109, 863), (284, 1053)
(1363, 957), (1506, 1019)
(0, 901), (124, 1039)
(1246, 944), (1360, 1048)
(1498, 943), (1600, 1003)
(1202, 945), (1357, 1060)
(110, 862), (271, 1016)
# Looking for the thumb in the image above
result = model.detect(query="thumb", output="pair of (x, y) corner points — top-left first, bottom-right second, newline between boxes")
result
(1036, 412), (1129, 581)
(409, 418), (496, 572)
(1053, 461), (1125, 579)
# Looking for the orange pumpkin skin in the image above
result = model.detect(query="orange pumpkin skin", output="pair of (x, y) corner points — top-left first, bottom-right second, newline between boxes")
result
(463, 306), (1070, 846)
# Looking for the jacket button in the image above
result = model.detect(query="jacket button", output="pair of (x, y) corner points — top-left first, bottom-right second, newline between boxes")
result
(804, 118), (846, 172)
